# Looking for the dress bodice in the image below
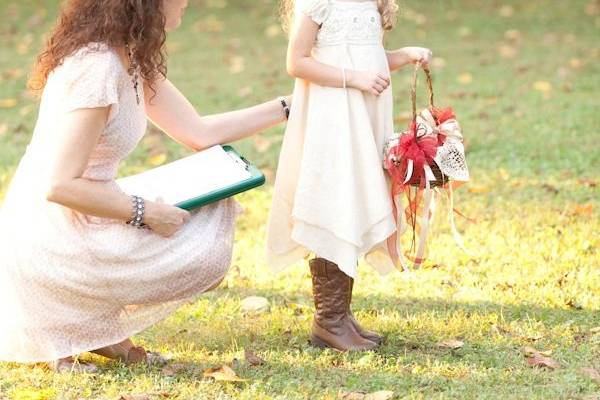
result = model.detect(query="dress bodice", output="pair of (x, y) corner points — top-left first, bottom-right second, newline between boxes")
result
(300, 0), (383, 47)
(30, 43), (147, 181)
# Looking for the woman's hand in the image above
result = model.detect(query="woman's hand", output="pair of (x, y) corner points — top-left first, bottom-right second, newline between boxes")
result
(144, 201), (191, 237)
(347, 70), (391, 96)
(402, 46), (433, 68)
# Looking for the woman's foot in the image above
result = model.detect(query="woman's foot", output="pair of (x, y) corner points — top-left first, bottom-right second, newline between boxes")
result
(50, 357), (98, 373)
(91, 339), (168, 366)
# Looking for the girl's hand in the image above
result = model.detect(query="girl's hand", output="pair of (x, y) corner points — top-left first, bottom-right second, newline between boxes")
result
(403, 47), (433, 68)
(144, 201), (191, 237)
(347, 70), (391, 96)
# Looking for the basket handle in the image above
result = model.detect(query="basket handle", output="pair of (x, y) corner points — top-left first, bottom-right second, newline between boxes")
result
(410, 61), (435, 139)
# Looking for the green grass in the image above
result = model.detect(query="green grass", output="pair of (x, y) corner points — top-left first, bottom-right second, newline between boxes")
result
(1, 0), (599, 399)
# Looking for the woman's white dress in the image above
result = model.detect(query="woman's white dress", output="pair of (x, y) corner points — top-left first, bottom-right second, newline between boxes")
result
(267, 0), (397, 278)
(0, 43), (240, 362)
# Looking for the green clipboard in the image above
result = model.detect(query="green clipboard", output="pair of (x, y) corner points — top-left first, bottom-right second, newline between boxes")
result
(117, 145), (265, 211)
(175, 145), (265, 210)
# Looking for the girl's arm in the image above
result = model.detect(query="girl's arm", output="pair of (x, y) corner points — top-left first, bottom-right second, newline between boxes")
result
(144, 78), (290, 151)
(386, 46), (433, 72)
(287, 14), (390, 96)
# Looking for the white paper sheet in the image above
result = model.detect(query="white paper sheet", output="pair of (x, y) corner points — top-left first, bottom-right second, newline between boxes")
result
(117, 145), (252, 205)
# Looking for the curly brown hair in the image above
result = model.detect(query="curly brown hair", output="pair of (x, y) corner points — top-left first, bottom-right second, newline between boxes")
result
(28, 0), (168, 96)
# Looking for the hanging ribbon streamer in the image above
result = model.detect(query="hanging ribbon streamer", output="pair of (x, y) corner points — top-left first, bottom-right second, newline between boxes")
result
(383, 62), (472, 270)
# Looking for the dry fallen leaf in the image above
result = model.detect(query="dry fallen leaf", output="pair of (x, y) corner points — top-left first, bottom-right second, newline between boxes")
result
(566, 203), (594, 217)
(2, 68), (23, 80)
(578, 179), (597, 188)
(585, 1), (600, 16)
(262, 167), (275, 183)
(431, 57), (446, 69)
(498, 44), (517, 59)
(590, 327), (600, 334)
(265, 24), (281, 38)
(499, 5), (514, 17)
(457, 26), (472, 38)
(237, 86), (253, 98)
(581, 367), (600, 385)
(504, 29), (521, 41)
(229, 56), (245, 74)
(365, 391), (395, 400)
(253, 136), (272, 153)
(119, 395), (151, 400)
(339, 390), (395, 400)
(244, 349), (266, 366)
(533, 81), (552, 93)
(457, 73), (473, 85)
(569, 58), (584, 69)
(394, 111), (413, 124)
(523, 346), (552, 357)
(19, 105), (33, 117)
(149, 153), (167, 167)
(196, 15), (224, 33)
(162, 363), (187, 377)
(468, 185), (489, 194)
(17, 33), (33, 55)
(339, 390), (367, 400)
(436, 339), (464, 350)
(542, 183), (559, 195)
(203, 365), (248, 382)
(0, 98), (18, 108)
(525, 353), (560, 370)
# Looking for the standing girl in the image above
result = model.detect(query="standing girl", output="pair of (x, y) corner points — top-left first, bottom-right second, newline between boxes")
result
(267, 0), (432, 351)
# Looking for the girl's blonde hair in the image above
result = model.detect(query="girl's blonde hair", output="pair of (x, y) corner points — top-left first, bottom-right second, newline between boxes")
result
(280, 0), (399, 33)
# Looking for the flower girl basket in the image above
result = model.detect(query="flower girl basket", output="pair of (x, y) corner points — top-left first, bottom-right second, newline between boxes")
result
(383, 62), (470, 270)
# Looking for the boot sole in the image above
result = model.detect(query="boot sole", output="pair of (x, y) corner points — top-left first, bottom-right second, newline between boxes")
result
(309, 334), (377, 351)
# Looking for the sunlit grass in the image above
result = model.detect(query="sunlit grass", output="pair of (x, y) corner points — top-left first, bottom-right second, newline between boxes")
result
(1, 0), (599, 398)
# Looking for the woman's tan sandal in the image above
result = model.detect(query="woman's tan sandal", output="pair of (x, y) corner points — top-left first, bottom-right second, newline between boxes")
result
(125, 346), (169, 366)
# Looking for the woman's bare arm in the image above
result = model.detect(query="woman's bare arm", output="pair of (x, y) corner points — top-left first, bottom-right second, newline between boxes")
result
(45, 107), (190, 237)
(45, 107), (133, 220)
(143, 78), (290, 151)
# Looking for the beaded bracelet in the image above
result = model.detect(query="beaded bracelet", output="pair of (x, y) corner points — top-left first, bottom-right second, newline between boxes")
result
(126, 195), (146, 228)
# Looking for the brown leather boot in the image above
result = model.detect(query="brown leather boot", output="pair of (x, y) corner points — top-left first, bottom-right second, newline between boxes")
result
(347, 277), (384, 345)
(309, 258), (377, 351)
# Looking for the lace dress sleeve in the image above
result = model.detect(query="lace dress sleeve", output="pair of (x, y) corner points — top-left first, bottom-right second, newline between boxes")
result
(296, 0), (331, 25)
(61, 43), (121, 123)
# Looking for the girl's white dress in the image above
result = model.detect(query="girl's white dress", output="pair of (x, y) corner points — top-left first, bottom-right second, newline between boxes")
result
(0, 43), (240, 362)
(267, 0), (397, 278)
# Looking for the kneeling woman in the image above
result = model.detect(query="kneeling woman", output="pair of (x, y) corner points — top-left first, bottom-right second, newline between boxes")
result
(0, 0), (290, 372)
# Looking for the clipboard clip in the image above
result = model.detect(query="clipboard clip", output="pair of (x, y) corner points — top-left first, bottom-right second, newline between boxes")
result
(227, 150), (250, 171)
